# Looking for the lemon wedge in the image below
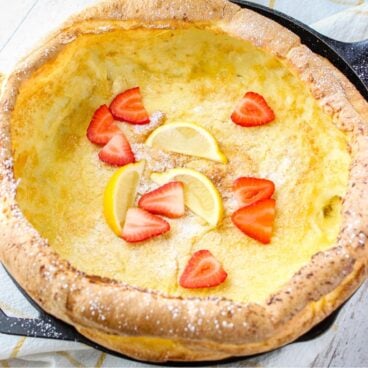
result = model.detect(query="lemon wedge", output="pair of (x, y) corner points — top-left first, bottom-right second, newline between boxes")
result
(145, 122), (227, 163)
(104, 161), (145, 236)
(151, 168), (223, 227)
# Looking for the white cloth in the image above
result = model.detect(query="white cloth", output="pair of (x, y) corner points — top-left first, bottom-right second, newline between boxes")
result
(0, 0), (367, 367)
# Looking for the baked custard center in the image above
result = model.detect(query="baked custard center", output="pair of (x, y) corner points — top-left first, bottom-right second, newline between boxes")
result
(12, 28), (350, 303)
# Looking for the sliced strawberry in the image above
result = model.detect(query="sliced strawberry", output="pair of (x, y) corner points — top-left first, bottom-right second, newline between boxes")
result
(231, 92), (275, 127)
(98, 132), (135, 166)
(110, 87), (150, 124)
(121, 208), (170, 243)
(87, 105), (121, 145)
(179, 250), (227, 289)
(233, 177), (275, 207)
(232, 198), (276, 244)
(138, 182), (185, 219)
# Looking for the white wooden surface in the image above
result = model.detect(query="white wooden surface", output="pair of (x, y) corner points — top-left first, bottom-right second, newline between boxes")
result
(0, 0), (367, 366)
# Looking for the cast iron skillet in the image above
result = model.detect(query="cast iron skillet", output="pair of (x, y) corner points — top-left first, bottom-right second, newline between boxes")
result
(0, 0), (367, 365)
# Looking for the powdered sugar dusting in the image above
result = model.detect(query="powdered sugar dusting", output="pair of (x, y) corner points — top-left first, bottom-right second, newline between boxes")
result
(260, 156), (292, 187)
(137, 176), (159, 197)
(132, 143), (190, 173)
(133, 111), (166, 134)
(171, 212), (210, 240)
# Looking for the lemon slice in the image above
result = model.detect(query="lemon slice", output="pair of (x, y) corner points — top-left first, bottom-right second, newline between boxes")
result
(104, 161), (145, 236)
(145, 122), (227, 163)
(151, 168), (223, 227)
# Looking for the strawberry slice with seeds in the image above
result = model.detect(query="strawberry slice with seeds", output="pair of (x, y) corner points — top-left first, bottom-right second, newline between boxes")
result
(87, 104), (121, 145)
(121, 208), (170, 243)
(110, 87), (150, 124)
(180, 250), (227, 289)
(231, 92), (275, 127)
(98, 133), (135, 166)
(138, 181), (185, 218)
(232, 198), (276, 244)
(233, 177), (275, 207)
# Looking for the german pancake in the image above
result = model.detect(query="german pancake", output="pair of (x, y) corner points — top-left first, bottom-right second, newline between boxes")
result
(0, 0), (367, 362)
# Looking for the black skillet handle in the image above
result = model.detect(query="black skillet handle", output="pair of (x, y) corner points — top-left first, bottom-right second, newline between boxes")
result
(320, 37), (368, 88)
(0, 265), (87, 343)
(0, 305), (79, 341)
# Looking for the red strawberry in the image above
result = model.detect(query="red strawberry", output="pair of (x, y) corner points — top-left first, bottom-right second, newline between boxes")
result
(98, 133), (135, 166)
(231, 92), (275, 127)
(179, 250), (227, 289)
(232, 198), (276, 244)
(109, 87), (150, 124)
(138, 182), (185, 218)
(121, 208), (170, 243)
(233, 177), (275, 207)
(87, 105), (121, 145)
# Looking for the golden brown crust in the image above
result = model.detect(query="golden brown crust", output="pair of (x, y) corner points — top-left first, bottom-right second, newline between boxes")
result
(76, 260), (367, 362)
(286, 45), (368, 133)
(0, 0), (367, 362)
(221, 7), (300, 57)
(70, 0), (239, 24)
